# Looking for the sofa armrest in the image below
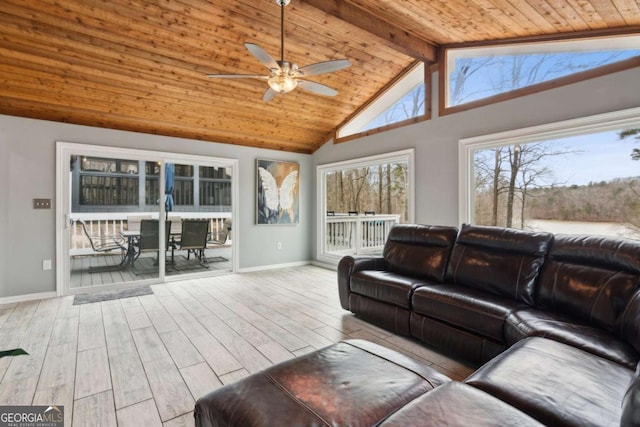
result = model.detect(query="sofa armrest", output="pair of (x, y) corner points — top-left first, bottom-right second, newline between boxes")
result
(337, 255), (386, 310)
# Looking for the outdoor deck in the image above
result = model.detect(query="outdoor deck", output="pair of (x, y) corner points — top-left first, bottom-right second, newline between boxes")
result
(70, 246), (232, 288)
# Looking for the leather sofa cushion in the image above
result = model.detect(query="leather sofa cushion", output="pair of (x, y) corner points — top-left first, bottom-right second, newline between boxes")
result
(465, 337), (635, 427)
(194, 339), (450, 427)
(536, 234), (640, 336)
(351, 270), (429, 308)
(383, 224), (458, 283)
(411, 313), (504, 364)
(413, 284), (524, 341)
(546, 233), (640, 274)
(446, 224), (553, 305)
(536, 259), (639, 333)
(380, 382), (544, 427)
(349, 294), (411, 335)
(621, 364), (640, 427)
(505, 308), (639, 368)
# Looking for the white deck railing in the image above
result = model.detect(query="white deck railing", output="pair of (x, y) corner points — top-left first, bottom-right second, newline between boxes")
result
(70, 212), (231, 256)
(325, 214), (400, 255)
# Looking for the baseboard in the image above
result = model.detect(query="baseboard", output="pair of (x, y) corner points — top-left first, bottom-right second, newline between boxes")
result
(0, 291), (57, 305)
(311, 260), (337, 271)
(237, 261), (311, 273)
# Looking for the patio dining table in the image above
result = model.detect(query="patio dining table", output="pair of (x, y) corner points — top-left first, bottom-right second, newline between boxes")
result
(121, 220), (183, 267)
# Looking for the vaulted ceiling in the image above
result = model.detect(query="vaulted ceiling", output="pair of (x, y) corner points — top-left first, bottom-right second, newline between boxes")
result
(1, 1), (639, 153)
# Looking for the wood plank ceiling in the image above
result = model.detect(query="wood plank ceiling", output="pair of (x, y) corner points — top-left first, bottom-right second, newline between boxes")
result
(1, 1), (638, 153)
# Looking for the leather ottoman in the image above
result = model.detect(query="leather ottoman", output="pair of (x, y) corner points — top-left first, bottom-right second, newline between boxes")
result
(194, 339), (450, 427)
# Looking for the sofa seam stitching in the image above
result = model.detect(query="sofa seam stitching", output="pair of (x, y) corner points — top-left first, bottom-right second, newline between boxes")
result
(343, 341), (441, 389)
(262, 372), (331, 427)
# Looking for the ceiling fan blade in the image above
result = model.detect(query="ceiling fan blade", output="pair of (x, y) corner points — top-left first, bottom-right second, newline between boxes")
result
(296, 59), (351, 77)
(297, 80), (339, 97)
(245, 43), (280, 70)
(263, 87), (278, 102)
(206, 74), (268, 79)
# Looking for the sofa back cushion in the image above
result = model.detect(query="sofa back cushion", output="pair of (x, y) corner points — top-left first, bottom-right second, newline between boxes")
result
(536, 235), (640, 335)
(445, 224), (553, 305)
(383, 224), (458, 283)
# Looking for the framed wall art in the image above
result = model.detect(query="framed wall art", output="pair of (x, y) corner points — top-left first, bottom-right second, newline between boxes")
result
(256, 159), (299, 225)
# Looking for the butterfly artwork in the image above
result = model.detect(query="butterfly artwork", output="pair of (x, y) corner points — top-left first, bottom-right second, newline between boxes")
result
(256, 159), (300, 224)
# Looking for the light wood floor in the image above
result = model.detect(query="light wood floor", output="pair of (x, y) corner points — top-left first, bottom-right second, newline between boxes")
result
(0, 266), (475, 427)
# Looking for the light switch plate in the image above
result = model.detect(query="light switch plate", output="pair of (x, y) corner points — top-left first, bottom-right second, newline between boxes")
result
(33, 198), (51, 209)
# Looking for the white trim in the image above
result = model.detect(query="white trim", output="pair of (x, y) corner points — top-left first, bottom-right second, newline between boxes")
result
(0, 291), (57, 304)
(237, 261), (310, 273)
(310, 260), (337, 271)
(316, 148), (415, 264)
(458, 106), (640, 225)
(56, 141), (239, 296)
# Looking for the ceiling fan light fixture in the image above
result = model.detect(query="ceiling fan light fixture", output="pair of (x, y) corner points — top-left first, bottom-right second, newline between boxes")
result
(268, 74), (297, 93)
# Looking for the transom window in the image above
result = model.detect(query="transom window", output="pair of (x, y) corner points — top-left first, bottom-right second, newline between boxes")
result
(337, 63), (426, 140)
(445, 35), (640, 109)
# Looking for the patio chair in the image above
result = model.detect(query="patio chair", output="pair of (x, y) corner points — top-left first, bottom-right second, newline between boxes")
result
(133, 219), (172, 268)
(177, 219), (209, 264)
(126, 214), (153, 233)
(78, 220), (127, 273)
(209, 218), (231, 246)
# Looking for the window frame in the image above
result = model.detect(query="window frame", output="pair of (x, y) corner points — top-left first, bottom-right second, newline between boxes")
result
(440, 34), (640, 116)
(458, 106), (640, 226)
(335, 61), (432, 143)
(316, 148), (415, 265)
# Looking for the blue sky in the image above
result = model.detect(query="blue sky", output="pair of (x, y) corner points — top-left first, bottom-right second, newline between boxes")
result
(526, 130), (639, 186)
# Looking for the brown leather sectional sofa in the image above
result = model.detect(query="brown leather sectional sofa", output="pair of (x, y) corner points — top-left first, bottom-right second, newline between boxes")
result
(194, 223), (639, 426)
(337, 223), (640, 425)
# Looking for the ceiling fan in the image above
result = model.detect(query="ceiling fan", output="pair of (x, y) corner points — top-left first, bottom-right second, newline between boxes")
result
(206, 0), (351, 102)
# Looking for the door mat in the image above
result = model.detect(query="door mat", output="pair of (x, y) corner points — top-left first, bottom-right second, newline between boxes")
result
(73, 285), (153, 305)
(208, 256), (228, 262)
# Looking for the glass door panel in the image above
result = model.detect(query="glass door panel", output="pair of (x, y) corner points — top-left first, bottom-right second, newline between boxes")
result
(163, 160), (233, 279)
(68, 153), (161, 289)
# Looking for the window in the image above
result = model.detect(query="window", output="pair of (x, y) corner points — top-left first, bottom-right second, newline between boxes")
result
(145, 161), (160, 205)
(200, 166), (232, 207)
(174, 164), (194, 206)
(317, 149), (414, 263)
(78, 156), (139, 206)
(444, 35), (640, 110)
(459, 107), (640, 240)
(337, 63), (426, 140)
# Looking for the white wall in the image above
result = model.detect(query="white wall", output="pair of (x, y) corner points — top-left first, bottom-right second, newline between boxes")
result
(0, 118), (312, 298)
(311, 67), (640, 258)
(2, 66), (639, 298)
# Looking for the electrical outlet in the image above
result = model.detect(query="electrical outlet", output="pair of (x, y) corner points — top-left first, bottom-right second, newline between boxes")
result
(277, 242), (282, 250)
(43, 259), (52, 270)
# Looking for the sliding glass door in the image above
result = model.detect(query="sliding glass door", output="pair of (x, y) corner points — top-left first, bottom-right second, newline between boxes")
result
(56, 143), (237, 295)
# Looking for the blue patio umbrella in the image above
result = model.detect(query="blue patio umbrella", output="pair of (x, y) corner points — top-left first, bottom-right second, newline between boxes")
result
(165, 163), (175, 219)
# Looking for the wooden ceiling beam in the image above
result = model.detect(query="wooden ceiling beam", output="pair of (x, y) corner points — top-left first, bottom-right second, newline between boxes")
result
(300, 0), (438, 63)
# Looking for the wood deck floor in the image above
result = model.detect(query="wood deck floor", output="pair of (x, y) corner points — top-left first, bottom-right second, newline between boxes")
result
(0, 266), (475, 427)
(70, 246), (232, 288)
